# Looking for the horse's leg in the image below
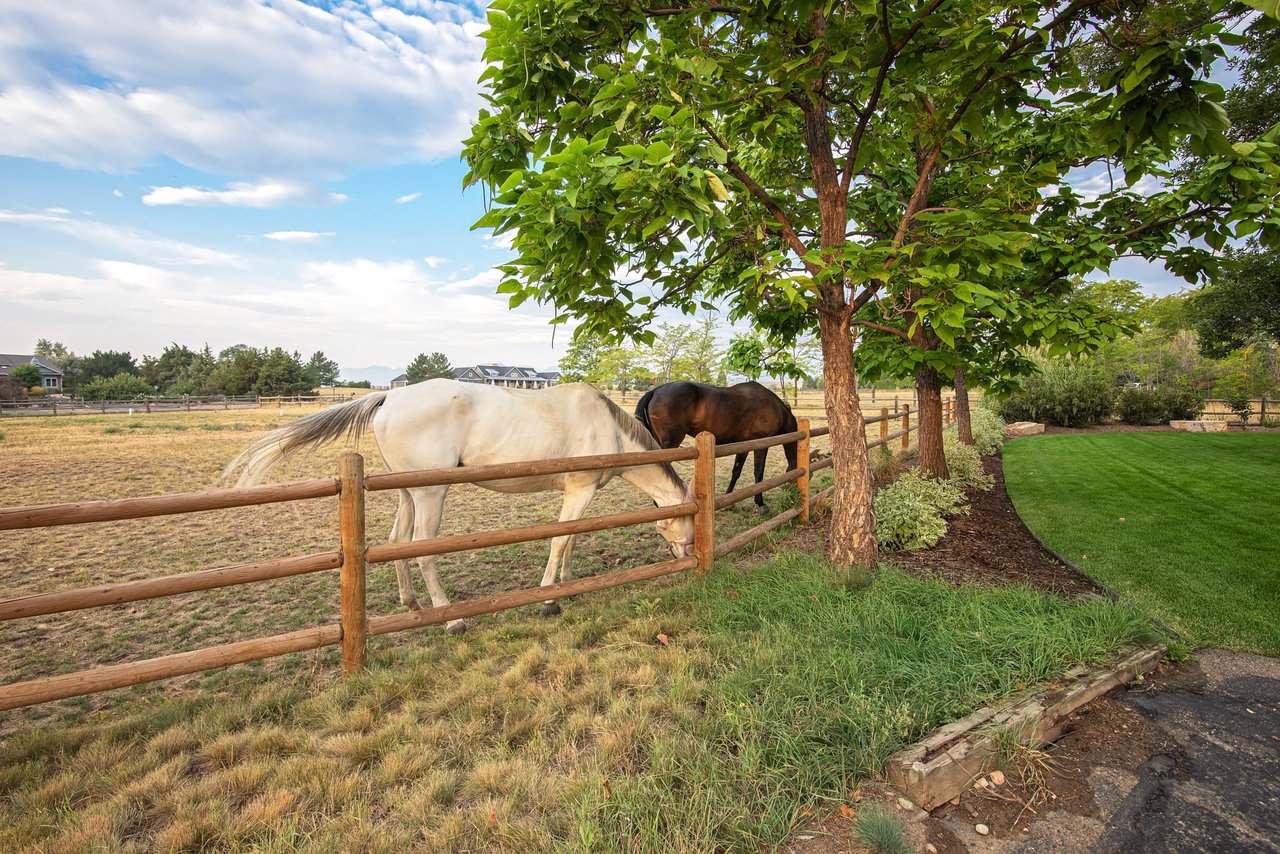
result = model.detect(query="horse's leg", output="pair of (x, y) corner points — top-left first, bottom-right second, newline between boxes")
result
(389, 489), (420, 609)
(539, 483), (597, 617)
(408, 485), (464, 633)
(726, 452), (748, 495)
(753, 448), (770, 513)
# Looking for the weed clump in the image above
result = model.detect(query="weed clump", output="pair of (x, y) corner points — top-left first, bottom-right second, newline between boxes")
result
(854, 805), (913, 854)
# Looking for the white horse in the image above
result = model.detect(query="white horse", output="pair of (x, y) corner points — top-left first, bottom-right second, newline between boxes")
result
(224, 380), (695, 633)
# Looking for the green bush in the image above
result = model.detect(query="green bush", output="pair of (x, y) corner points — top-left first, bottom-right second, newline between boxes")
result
(944, 433), (995, 492)
(969, 408), (1007, 456)
(79, 372), (152, 401)
(875, 470), (966, 551)
(1116, 383), (1205, 425)
(995, 360), (1115, 427)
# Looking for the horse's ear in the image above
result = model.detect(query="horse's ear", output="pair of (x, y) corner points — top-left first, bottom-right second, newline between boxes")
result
(683, 486), (696, 504)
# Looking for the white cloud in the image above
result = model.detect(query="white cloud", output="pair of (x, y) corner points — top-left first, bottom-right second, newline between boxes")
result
(0, 1), (487, 178)
(263, 230), (335, 243)
(422, 255), (447, 268)
(482, 231), (515, 251)
(0, 207), (239, 267)
(143, 180), (346, 208)
(395, 192), (422, 204)
(44, 206), (70, 214)
(112, 189), (123, 198)
(0, 210), (67, 224)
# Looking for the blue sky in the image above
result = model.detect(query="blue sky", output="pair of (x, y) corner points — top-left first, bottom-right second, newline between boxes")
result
(0, 1), (1196, 378)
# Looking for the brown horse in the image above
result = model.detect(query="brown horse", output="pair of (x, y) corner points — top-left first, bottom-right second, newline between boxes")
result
(634, 380), (799, 513)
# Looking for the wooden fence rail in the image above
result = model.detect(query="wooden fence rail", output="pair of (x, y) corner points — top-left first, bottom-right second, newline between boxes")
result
(0, 400), (950, 712)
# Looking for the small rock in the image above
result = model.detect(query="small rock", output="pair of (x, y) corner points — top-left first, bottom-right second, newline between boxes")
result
(989, 770), (1006, 785)
(926, 845), (939, 854)
(975, 778), (990, 789)
(898, 797), (916, 811)
(975, 823), (990, 836)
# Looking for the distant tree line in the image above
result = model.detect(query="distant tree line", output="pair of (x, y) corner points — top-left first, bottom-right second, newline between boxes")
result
(558, 317), (823, 399)
(16, 340), (347, 400)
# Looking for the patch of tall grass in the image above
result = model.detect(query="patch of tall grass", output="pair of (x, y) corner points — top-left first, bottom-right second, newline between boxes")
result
(578, 555), (1157, 850)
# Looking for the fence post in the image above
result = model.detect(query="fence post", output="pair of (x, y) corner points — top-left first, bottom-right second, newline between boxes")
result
(880, 408), (889, 448)
(797, 418), (811, 524)
(693, 431), (716, 576)
(901, 404), (911, 451)
(338, 452), (367, 674)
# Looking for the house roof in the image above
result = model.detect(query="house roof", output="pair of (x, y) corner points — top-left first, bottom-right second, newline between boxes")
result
(391, 374), (407, 382)
(0, 355), (63, 377)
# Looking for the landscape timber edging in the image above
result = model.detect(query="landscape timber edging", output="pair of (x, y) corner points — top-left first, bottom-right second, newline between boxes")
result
(884, 642), (1167, 812)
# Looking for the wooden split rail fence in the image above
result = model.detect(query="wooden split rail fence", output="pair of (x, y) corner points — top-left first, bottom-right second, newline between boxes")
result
(0, 400), (957, 712)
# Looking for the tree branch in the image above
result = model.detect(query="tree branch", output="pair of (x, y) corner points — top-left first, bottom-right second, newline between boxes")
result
(851, 318), (911, 339)
(698, 118), (815, 268)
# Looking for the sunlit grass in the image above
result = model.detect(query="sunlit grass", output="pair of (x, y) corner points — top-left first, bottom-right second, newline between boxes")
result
(1004, 433), (1280, 655)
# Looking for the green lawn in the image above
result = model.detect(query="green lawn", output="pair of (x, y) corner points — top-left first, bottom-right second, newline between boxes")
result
(1003, 433), (1280, 656)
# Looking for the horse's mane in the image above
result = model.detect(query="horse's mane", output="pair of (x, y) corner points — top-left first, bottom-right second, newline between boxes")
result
(593, 388), (686, 490)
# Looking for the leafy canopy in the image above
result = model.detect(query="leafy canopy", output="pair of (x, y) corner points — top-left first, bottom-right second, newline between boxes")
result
(464, 0), (1280, 370)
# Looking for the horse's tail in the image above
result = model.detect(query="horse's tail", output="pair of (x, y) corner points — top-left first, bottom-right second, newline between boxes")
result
(634, 388), (657, 436)
(222, 392), (389, 487)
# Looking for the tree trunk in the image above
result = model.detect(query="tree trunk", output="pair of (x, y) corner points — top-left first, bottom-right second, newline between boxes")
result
(954, 365), (974, 445)
(817, 303), (878, 569)
(914, 363), (949, 479)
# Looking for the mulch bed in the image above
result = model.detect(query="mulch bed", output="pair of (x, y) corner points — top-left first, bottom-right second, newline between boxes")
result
(880, 456), (1102, 598)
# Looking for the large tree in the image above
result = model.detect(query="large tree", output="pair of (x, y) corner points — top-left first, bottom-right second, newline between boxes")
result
(406, 352), (454, 384)
(304, 351), (341, 388)
(78, 350), (138, 385)
(1190, 247), (1280, 357)
(464, 0), (1280, 568)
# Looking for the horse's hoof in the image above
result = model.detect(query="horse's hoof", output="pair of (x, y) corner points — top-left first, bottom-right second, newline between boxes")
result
(539, 602), (562, 618)
(446, 619), (468, 635)
(755, 504), (770, 516)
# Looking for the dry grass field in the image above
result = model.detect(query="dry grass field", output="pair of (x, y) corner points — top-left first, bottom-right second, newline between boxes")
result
(0, 390), (1160, 854)
(0, 397), (866, 731)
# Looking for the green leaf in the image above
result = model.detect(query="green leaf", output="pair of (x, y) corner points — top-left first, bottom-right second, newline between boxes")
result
(1239, 0), (1280, 20)
(705, 171), (730, 201)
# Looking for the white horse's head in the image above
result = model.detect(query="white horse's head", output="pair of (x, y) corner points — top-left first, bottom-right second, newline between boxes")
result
(654, 488), (696, 558)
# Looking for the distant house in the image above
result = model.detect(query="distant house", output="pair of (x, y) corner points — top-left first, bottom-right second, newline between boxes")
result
(390, 374), (409, 389)
(0, 354), (63, 391)
(453, 364), (558, 388)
